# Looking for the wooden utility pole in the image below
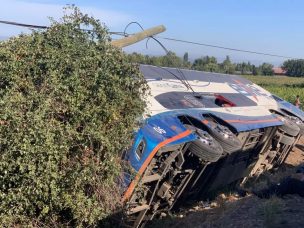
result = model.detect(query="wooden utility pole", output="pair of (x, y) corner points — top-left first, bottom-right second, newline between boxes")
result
(111, 25), (166, 48)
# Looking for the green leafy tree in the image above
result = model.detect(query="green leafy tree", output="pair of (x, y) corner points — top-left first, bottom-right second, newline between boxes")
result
(283, 59), (304, 77)
(221, 55), (235, 74)
(192, 58), (204, 71)
(252, 65), (259, 75)
(127, 51), (187, 68)
(235, 62), (253, 75)
(0, 7), (147, 226)
(192, 56), (219, 72)
(259, 63), (274, 76)
(127, 52), (146, 63)
(160, 51), (184, 67)
(183, 52), (191, 68)
(183, 52), (189, 62)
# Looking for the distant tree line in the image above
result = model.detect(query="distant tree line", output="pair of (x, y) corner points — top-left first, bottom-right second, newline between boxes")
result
(127, 52), (275, 76)
(283, 59), (304, 77)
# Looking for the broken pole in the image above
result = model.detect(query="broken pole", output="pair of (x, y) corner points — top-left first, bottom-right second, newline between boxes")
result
(111, 25), (166, 48)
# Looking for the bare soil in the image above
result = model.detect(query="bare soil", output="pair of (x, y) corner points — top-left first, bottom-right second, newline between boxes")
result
(285, 137), (304, 166)
(150, 137), (304, 228)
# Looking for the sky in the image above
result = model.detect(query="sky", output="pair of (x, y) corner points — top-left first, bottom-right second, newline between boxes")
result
(0, 0), (304, 65)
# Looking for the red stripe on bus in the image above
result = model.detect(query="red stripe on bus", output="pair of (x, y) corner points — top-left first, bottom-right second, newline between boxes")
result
(226, 118), (280, 124)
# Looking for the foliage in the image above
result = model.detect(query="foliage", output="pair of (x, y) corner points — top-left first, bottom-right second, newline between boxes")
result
(243, 75), (304, 104)
(183, 52), (191, 68)
(235, 62), (273, 76)
(127, 52), (277, 76)
(192, 56), (219, 72)
(127, 51), (185, 68)
(0, 6), (147, 226)
(221, 56), (235, 74)
(259, 63), (274, 76)
(183, 52), (189, 63)
(252, 65), (259, 76)
(235, 62), (257, 75)
(283, 59), (304, 77)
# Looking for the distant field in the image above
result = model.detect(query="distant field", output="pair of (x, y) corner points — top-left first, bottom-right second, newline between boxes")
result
(242, 75), (304, 104)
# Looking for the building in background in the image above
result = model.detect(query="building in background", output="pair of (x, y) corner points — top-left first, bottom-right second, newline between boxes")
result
(273, 67), (286, 75)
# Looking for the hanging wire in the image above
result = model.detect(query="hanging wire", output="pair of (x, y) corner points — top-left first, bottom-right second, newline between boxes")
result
(123, 21), (144, 36)
(0, 19), (297, 59)
(122, 21), (198, 93)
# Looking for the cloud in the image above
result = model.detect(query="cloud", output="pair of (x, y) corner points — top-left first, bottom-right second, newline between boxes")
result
(0, 0), (134, 36)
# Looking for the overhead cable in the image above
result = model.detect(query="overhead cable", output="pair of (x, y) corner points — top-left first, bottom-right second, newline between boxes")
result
(156, 36), (294, 59)
(0, 19), (296, 59)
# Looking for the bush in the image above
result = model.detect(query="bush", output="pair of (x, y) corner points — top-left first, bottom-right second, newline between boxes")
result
(0, 7), (147, 226)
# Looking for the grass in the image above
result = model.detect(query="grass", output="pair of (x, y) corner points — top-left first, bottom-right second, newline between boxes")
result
(258, 196), (284, 228)
(242, 75), (304, 104)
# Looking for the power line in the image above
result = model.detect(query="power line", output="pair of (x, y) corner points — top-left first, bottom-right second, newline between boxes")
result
(156, 36), (294, 59)
(122, 21), (197, 94)
(0, 20), (123, 35)
(0, 20), (48, 29)
(0, 19), (296, 59)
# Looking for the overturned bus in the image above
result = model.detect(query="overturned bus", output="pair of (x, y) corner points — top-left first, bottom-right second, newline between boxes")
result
(122, 64), (304, 227)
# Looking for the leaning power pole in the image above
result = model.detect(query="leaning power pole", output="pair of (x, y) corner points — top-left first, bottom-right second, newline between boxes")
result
(111, 25), (166, 48)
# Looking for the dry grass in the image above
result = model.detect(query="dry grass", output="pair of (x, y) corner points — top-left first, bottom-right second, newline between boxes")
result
(258, 196), (283, 228)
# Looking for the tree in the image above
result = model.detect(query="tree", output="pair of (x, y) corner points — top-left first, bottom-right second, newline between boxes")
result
(192, 56), (219, 72)
(127, 52), (277, 78)
(283, 59), (304, 77)
(192, 58), (204, 71)
(221, 55), (235, 74)
(252, 65), (259, 75)
(235, 62), (253, 75)
(183, 52), (191, 68)
(0, 7), (147, 226)
(127, 52), (146, 63)
(259, 63), (274, 76)
(160, 51), (184, 67)
(183, 52), (189, 63)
